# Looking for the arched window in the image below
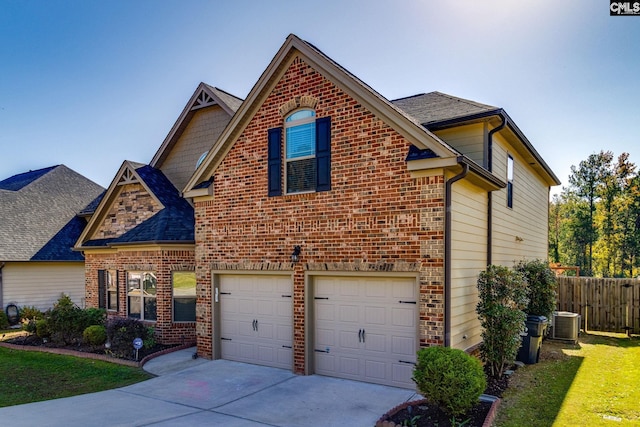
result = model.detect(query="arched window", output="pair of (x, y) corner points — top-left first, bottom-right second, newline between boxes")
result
(285, 110), (316, 193)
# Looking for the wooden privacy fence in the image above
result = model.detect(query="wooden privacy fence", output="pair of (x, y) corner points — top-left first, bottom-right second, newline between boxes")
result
(556, 277), (640, 334)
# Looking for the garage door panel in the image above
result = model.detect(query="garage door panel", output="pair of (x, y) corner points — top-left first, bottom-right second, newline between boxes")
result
(363, 333), (386, 353)
(364, 306), (386, 325)
(315, 276), (417, 389)
(339, 304), (359, 322)
(391, 307), (416, 327)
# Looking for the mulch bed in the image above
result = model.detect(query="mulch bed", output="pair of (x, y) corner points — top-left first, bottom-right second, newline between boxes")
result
(378, 368), (510, 427)
(0, 334), (189, 367)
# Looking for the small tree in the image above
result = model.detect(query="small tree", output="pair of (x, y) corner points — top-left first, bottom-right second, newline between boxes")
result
(476, 265), (528, 378)
(515, 259), (557, 319)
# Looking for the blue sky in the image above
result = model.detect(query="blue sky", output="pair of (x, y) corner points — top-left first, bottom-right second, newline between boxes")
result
(1, 1), (639, 197)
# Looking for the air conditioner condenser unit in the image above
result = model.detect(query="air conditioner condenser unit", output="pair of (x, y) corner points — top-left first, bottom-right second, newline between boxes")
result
(552, 311), (580, 343)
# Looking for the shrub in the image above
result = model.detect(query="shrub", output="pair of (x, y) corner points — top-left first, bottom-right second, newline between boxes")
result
(19, 306), (44, 322)
(35, 319), (50, 338)
(412, 346), (487, 418)
(476, 265), (528, 378)
(105, 317), (151, 358)
(83, 325), (107, 346)
(515, 259), (558, 319)
(47, 294), (106, 345)
(0, 311), (9, 330)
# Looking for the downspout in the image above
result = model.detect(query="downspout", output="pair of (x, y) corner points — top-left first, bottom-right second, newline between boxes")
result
(444, 158), (469, 347)
(0, 262), (4, 310)
(486, 114), (507, 266)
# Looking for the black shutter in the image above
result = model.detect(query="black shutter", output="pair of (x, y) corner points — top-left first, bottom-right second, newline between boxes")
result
(115, 271), (120, 312)
(268, 127), (282, 196)
(97, 270), (106, 309)
(316, 117), (331, 192)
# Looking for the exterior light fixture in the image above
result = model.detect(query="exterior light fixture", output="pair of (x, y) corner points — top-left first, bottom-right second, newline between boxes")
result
(291, 246), (301, 263)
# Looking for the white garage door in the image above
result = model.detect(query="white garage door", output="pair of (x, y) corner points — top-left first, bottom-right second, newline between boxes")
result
(314, 276), (417, 389)
(219, 275), (293, 370)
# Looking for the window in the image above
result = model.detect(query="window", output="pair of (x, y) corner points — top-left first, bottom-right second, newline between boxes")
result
(285, 110), (316, 193)
(98, 270), (118, 311)
(507, 155), (514, 208)
(268, 113), (331, 196)
(127, 271), (157, 321)
(173, 271), (196, 322)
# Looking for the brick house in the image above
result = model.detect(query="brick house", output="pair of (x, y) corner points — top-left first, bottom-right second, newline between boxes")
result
(74, 84), (242, 344)
(182, 35), (560, 388)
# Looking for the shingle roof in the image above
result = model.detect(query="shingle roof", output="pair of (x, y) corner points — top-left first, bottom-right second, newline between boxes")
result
(0, 165), (105, 261)
(392, 92), (499, 126)
(0, 166), (58, 191)
(204, 84), (244, 113)
(82, 165), (194, 247)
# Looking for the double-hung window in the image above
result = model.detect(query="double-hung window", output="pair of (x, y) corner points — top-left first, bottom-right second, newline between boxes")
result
(172, 271), (196, 322)
(268, 110), (331, 196)
(127, 271), (157, 321)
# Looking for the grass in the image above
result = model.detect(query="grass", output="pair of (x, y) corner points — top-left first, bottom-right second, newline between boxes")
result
(0, 346), (153, 407)
(495, 331), (640, 426)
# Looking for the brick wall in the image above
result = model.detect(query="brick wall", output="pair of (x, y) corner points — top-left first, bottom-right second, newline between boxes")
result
(84, 249), (196, 345)
(193, 55), (445, 368)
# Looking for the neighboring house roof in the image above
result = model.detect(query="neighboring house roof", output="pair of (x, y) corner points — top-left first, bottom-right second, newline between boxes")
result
(76, 162), (194, 249)
(150, 82), (244, 170)
(0, 165), (105, 261)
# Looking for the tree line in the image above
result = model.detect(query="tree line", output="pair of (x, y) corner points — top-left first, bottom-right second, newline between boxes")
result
(549, 150), (640, 277)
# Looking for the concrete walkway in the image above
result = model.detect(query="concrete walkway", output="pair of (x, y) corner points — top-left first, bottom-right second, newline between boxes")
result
(0, 347), (418, 426)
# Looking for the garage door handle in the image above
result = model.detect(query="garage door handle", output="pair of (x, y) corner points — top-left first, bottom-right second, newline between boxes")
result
(398, 360), (415, 365)
(221, 337), (232, 341)
(362, 329), (365, 343)
(282, 294), (292, 298)
(358, 329), (362, 342)
(314, 349), (329, 353)
(315, 297), (329, 300)
(282, 345), (292, 349)
(398, 300), (416, 304)
(220, 292), (231, 295)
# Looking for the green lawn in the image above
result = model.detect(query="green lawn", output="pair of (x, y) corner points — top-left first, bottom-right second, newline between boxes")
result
(0, 346), (153, 407)
(495, 332), (640, 426)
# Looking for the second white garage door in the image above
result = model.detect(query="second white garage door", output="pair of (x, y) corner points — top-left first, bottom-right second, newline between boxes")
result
(219, 274), (293, 370)
(314, 276), (418, 389)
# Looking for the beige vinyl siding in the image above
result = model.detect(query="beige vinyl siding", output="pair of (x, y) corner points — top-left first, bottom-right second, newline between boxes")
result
(491, 134), (549, 264)
(160, 106), (232, 190)
(2, 262), (86, 311)
(434, 123), (485, 167)
(450, 179), (488, 350)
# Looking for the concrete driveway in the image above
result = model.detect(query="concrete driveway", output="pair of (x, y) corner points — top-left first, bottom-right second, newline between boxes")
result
(0, 348), (418, 426)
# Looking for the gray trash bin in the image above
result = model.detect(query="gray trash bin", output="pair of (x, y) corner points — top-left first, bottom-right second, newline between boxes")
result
(517, 315), (547, 364)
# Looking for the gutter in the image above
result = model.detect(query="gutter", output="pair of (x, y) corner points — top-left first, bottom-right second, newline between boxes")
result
(486, 115), (507, 266)
(444, 157), (469, 347)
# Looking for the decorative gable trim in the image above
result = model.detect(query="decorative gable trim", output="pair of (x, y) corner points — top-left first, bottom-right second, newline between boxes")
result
(192, 89), (218, 111)
(118, 166), (139, 185)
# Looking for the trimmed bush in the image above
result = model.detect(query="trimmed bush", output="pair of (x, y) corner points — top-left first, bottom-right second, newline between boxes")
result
(105, 317), (151, 358)
(83, 325), (107, 346)
(476, 265), (528, 378)
(412, 346), (487, 418)
(35, 319), (50, 339)
(515, 259), (558, 319)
